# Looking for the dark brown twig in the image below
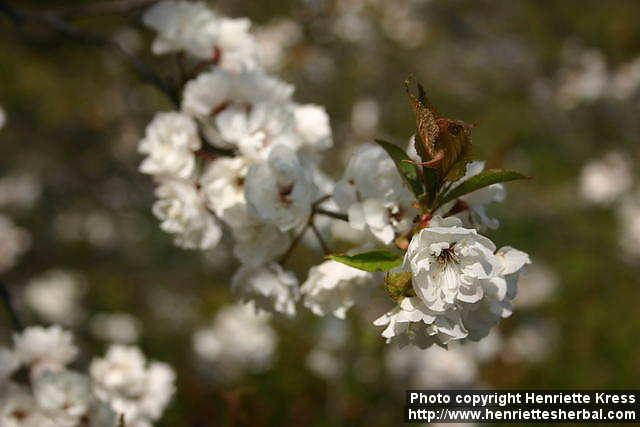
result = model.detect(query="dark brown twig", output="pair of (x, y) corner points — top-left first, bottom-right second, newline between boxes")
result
(0, 280), (23, 331)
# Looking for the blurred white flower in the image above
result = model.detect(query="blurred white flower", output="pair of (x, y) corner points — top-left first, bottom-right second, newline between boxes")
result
(152, 178), (222, 250)
(24, 269), (86, 326)
(90, 345), (175, 426)
(351, 97), (380, 136)
(386, 344), (478, 388)
(306, 348), (344, 380)
(579, 151), (632, 205)
(618, 193), (640, 259)
(255, 19), (302, 71)
(334, 143), (417, 245)
(0, 384), (53, 427)
(0, 214), (31, 273)
(301, 260), (373, 319)
(557, 47), (608, 108)
(245, 145), (317, 231)
(610, 57), (640, 100)
(232, 262), (299, 317)
(13, 326), (78, 377)
(515, 263), (558, 309)
(90, 313), (142, 344)
(192, 303), (277, 381)
(143, 0), (258, 70)
(0, 172), (41, 210)
(138, 111), (200, 179)
(32, 370), (91, 426)
(505, 321), (558, 364)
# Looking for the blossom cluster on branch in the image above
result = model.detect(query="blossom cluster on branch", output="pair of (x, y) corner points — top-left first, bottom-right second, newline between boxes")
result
(137, 1), (531, 349)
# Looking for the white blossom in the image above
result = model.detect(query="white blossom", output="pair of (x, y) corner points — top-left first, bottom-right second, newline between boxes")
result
(579, 151), (632, 205)
(24, 269), (86, 326)
(374, 216), (530, 347)
(138, 111), (200, 179)
(0, 384), (53, 427)
(200, 157), (248, 224)
(373, 296), (468, 349)
(245, 145), (317, 231)
(182, 67), (293, 122)
(227, 204), (291, 267)
(192, 303), (277, 381)
(232, 263), (299, 317)
(0, 214), (31, 273)
(32, 370), (91, 427)
(301, 260), (373, 319)
(90, 345), (175, 426)
(143, 0), (258, 69)
(12, 326), (78, 377)
(334, 143), (417, 245)
(293, 104), (333, 153)
(404, 216), (499, 312)
(152, 178), (222, 249)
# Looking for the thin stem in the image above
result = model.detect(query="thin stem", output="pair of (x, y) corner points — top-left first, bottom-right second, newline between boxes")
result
(279, 223), (310, 265)
(313, 207), (348, 222)
(0, 0), (180, 107)
(0, 280), (23, 331)
(310, 222), (330, 255)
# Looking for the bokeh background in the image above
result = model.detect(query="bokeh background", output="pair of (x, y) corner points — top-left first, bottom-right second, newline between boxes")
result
(1, 0), (640, 426)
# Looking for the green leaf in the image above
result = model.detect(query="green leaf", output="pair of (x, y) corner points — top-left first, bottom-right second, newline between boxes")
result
(374, 139), (423, 198)
(440, 169), (530, 206)
(328, 250), (403, 272)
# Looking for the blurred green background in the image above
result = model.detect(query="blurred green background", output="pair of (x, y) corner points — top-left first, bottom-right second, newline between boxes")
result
(1, 0), (639, 426)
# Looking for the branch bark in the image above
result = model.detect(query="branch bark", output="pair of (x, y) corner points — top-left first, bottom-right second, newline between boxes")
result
(0, 280), (23, 331)
(0, 0), (180, 107)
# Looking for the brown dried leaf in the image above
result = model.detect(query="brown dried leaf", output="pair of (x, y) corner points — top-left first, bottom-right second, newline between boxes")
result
(433, 118), (474, 181)
(404, 79), (439, 159)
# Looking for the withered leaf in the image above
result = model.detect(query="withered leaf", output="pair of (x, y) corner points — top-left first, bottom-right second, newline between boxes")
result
(404, 78), (439, 160)
(433, 118), (474, 182)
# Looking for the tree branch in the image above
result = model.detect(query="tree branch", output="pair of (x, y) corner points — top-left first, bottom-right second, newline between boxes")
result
(0, 280), (23, 331)
(0, 0), (180, 107)
(313, 207), (348, 222)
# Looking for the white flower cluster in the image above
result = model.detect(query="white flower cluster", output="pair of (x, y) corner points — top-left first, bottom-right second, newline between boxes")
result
(140, 1), (356, 318)
(0, 325), (175, 427)
(139, 1), (531, 348)
(374, 215), (530, 348)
